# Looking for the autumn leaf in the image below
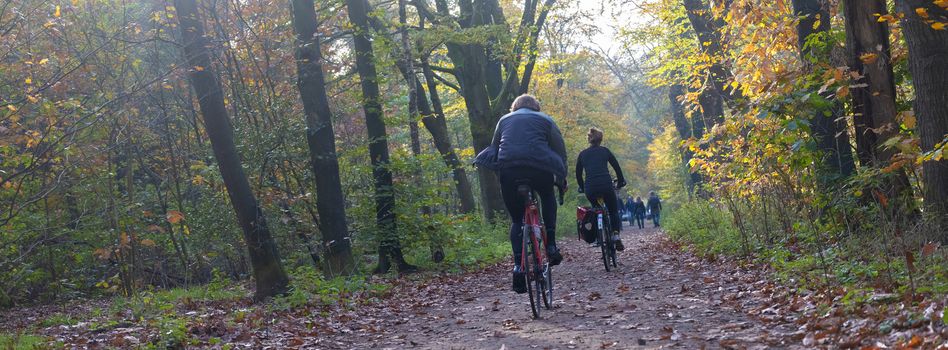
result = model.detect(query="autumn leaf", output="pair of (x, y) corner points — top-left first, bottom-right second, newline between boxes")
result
(120, 232), (131, 247)
(140, 239), (157, 247)
(932, 22), (946, 30)
(921, 242), (939, 257)
(859, 52), (878, 64)
(901, 111), (916, 129)
(54, 5), (61, 17)
(915, 7), (929, 19)
(166, 210), (185, 224)
(872, 189), (888, 208)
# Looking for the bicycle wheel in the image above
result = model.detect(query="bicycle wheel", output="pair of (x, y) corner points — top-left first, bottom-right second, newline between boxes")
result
(602, 212), (615, 271)
(604, 213), (618, 268)
(599, 213), (610, 272)
(542, 257), (553, 309)
(533, 239), (546, 313)
(536, 231), (552, 310)
(523, 224), (539, 319)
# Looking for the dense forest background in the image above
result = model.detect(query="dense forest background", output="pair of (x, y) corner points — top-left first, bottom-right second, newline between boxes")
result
(1, 0), (946, 337)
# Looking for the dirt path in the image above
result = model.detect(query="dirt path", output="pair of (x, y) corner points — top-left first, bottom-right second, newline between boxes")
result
(4, 228), (812, 349)
(341, 227), (799, 349)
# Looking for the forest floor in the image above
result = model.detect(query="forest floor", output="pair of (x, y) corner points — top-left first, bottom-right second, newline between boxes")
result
(3, 227), (946, 349)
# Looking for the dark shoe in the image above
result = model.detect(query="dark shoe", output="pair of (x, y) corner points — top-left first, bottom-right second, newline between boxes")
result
(613, 235), (625, 251)
(512, 265), (527, 293)
(547, 246), (563, 266)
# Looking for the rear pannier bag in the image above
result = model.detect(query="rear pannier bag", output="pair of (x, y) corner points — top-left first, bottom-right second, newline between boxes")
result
(576, 207), (597, 243)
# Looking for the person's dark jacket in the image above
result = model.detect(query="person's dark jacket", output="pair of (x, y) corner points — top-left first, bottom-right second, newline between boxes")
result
(575, 145), (625, 192)
(473, 108), (567, 181)
(633, 200), (646, 216)
(647, 195), (662, 213)
(625, 199), (634, 214)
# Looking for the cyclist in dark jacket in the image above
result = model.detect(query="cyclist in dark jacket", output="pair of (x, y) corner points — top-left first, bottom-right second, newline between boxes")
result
(575, 128), (626, 251)
(647, 191), (662, 227)
(474, 94), (566, 294)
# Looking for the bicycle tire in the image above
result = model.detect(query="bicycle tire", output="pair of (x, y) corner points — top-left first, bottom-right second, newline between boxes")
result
(606, 214), (619, 268)
(543, 262), (553, 309)
(533, 238), (545, 314)
(599, 212), (611, 272)
(523, 224), (539, 319)
(537, 230), (552, 310)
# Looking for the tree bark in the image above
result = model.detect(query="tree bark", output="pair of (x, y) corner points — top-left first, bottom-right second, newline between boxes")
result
(421, 62), (477, 214)
(289, 0), (356, 277)
(367, 12), (477, 214)
(420, 0), (556, 220)
(897, 0), (948, 226)
(173, 0), (288, 300)
(840, 0), (911, 199)
(344, 0), (416, 273)
(669, 84), (701, 194)
(682, 0), (743, 109)
(793, 0), (857, 179)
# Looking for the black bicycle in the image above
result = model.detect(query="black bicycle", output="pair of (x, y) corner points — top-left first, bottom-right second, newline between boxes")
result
(591, 196), (618, 271)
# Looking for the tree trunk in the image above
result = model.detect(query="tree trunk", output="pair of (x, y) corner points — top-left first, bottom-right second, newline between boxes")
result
(421, 0), (555, 221)
(682, 0), (743, 109)
(173, 0), (288, 300)
(793, 0), (857, 179)
(289, 0), (356, 277)
(840, 0), (910, 199)
(344, 0), (416, 273)
(669, 84), (701, 194)
(897, 0), (948, 228)
(421, 62), (477, 214)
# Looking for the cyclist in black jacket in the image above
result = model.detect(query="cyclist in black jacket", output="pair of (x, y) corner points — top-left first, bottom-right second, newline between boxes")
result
(575, 128), (626, 251)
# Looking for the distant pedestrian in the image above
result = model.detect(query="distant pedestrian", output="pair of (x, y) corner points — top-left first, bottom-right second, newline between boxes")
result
(647, 191), (662, 227)
(633, 196), (646, 229)
(625, 196), (635, 226)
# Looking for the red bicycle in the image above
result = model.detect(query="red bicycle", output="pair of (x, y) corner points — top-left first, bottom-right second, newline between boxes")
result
(516, 181), (562, 318)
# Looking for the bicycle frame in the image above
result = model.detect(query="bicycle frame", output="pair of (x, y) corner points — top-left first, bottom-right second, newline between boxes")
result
(520, 191), (548, 275)
(518, 186), (553, 318)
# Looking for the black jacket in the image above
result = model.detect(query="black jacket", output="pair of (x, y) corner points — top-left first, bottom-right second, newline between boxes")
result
(647, 195), (662, 212)
(575, 145), (625, 192)
(473, 108), (568, 180)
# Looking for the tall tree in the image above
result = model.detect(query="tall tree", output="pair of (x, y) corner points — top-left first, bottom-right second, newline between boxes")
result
(289, 0), (356, 276)
(416, 0), (556, 219)
(344, 0), (416, 273)
(792, 0), (856, 179)
(682, 0), (743, 112)
(669, 83), (701, 194)
(173, 0), (288, 300)
(897, 0), (948, 227)
(366, 12), (477, 214)
(840, 0), (910, 198)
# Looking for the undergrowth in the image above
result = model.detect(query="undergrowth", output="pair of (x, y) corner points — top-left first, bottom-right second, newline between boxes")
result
(664, 199), (948, 304)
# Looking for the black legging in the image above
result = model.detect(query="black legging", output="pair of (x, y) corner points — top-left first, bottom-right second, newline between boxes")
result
(585, 186), (621, 235)
(499, 166), (557, 262)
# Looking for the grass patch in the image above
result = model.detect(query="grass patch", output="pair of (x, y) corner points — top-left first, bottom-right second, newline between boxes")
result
(36, 313), (78, 328)
(109, 271), (246, 320)
(664, 200), (744, 256)
(665, 199), (948, 300)
(0, 333), (56, 350)
(271, 265), (389, 310)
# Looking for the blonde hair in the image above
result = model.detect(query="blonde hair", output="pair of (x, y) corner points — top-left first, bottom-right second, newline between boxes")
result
(587, 127), (603, 146)
(510, 94), (541, 112)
